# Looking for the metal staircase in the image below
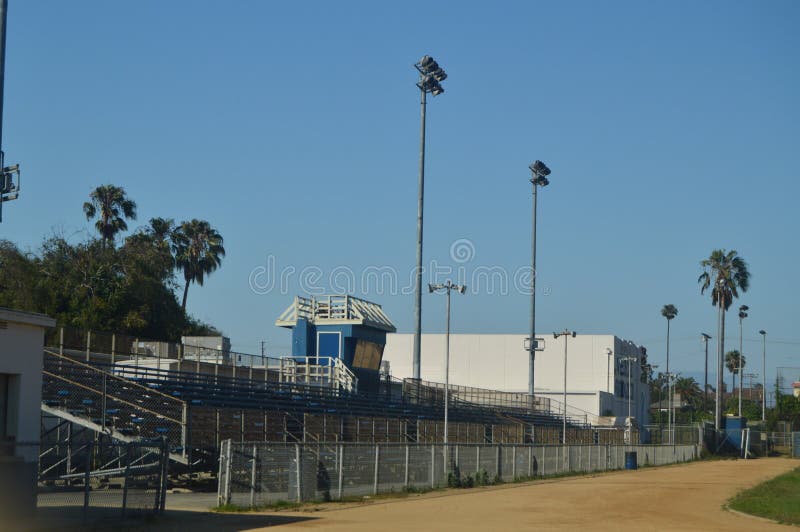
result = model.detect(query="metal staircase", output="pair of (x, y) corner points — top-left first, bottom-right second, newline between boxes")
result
(40, 350), (188, 464)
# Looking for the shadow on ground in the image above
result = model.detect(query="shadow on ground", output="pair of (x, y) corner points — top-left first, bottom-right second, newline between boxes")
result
(5, 506), (318, 531)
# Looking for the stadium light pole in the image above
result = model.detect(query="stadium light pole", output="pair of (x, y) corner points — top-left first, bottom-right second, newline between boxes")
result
(738, 305), (749, 417)
(759, 330), (766, 422)
(554, 330), (576, 444)
(0, 0), (21, 223)
(619, 354), (638, 443)
(528, 160), (551, 397)
(701, 333), (711, 413)
(412, 55), (446, 381)
(429, 281), (466, 458)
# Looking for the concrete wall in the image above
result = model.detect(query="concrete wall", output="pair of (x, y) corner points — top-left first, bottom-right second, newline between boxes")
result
(383, 333), (649, 423)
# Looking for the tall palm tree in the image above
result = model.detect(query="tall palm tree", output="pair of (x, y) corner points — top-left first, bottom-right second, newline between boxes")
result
(674, 376), (703, 410)
(698, 249), (750, 430)
(724, 350), (745, 402)
(148, 217), (175, 244)
(82, 185), (137, 247)
(173, 219), (225, 311)
(661, 304), (678, 430)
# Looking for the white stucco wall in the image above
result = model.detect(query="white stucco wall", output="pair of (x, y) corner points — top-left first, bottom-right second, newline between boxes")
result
(0, 309), (55, 452)
(383, 333), (649, 423)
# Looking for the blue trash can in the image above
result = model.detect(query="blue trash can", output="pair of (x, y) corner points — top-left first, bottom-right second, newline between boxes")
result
(625, 451), (638, 470)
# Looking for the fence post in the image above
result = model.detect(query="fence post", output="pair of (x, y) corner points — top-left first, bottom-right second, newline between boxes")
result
(338, 444), (344, 500)
(160, 440), (169, 514)
(217, 440), (232, 506)
(373, 445), (380, 495)
(101, 374), (107, 431)
(430, 445), (435, 488)
(476, 446), (480, 473)
(111, 334), (116, 365)
(404, 445), (409, 488)
(83, 440), (94, 520)
(295, 444), (302, 502)
(122, 443), (132, 518)
(86, 330), (91, 362)
(496, 446), (501, 480)
(528, 446), (532, 478)
(250, 445), (257, 507)
(59, 327), (64, 355)
(511, 446), (516, 480)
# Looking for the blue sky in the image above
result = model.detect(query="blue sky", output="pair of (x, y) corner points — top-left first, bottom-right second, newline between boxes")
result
(2, 1), (799, 390)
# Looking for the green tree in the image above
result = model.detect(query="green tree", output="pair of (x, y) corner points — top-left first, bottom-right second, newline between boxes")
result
(82, 185), (137, 247)
(698, 249), (750, 427)
(674, 376), (703, 410)
(173, 219), (225, 311)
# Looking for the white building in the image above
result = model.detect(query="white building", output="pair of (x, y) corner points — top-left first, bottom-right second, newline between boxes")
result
(0, 308), (56, 519)
(383, 333), (649, 425)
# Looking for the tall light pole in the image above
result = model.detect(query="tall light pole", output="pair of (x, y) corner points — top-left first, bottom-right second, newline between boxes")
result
(701, 333), (711, 413)
(738, 305), (749, 417)
(528, 160), (551, 396)
(605, 348), (613, 393)
(759, 330), (766, 422)
(412, 55), (446, 381)
(429, 280), (466, 456)
(0, 0), (20, 223)
(554, 330), (576, 444)
(664, 371), (676, 445)
(661, 305), (678, 433)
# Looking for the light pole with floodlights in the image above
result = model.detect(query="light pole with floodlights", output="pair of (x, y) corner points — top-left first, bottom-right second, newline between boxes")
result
(412, 55), (446, 381)
(554, 330), (576, 444)
(428, 280), (466, 459)
(528, 160), (552, 396)
(701, 333), (711, 413)
(759, 330), (766, 422)
(738, 305), (749, 417)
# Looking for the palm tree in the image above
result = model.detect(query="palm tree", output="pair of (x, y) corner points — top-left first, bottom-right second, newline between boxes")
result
(724, 350), (745, 402)
(661, 304), (678, 430)
(698, 249), (750, 430)
(82, 185), (137, 247)
(674, 376), (703, 410)
(173, 219), (225, 311)
(148, 217), (175, 244)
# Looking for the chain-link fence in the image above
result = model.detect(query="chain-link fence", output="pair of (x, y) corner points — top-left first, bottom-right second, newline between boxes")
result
(642, 424), (703, 445)
(218, 441), (700, 506)
(1, 440), (169, 522)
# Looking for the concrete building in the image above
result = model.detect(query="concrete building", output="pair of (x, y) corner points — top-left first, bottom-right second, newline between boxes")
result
(383, 333), (649, 425)
(0, 308), (56, 519)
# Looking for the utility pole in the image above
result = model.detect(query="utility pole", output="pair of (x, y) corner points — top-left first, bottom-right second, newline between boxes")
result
(738, 305), (749, 417)
(759, 330), (767, 422)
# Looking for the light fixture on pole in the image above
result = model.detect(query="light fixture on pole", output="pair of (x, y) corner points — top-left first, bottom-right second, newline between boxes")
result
(527, 160), (551, 397)
(411, 55), (447, 381)
(605, 348), (613, 394)
(701, 333), (711, 413)
(553, 329), (576, 444)
(428, 280), (465, 465)
(738, 305), (749, 417)
(759, 329), (766, 422)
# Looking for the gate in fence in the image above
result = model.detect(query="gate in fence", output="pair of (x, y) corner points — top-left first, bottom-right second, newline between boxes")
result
(37, 439), (169, 519)
(217, 441), (700, 506)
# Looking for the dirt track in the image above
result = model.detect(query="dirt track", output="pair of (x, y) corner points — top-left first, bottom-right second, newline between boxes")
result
(247, 458), (800, 531)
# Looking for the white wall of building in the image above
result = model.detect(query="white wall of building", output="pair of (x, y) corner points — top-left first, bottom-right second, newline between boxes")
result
(0, 308), (55, 446)
(383, 333), (649, 424)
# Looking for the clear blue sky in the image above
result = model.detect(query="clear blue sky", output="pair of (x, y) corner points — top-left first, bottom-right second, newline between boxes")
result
(2, 1), (799, 389)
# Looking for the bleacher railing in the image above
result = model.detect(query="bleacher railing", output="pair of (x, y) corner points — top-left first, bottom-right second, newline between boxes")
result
(41, 350), (187, 462)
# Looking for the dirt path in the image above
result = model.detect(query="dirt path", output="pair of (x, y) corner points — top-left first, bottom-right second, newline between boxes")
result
(263, 458), (799, 531)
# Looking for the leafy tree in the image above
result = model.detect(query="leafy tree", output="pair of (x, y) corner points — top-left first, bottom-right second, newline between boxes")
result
(674, 376), (703, 410)
(82, 185), (137, 247)
(698, 249), (750, 427)
(174, 219), (225, 311)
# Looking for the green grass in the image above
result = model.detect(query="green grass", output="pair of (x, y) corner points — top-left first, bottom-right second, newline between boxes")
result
(728, 466), (800, 525)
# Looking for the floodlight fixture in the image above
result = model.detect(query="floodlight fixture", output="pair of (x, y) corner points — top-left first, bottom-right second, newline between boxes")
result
(759, 330), (766, 335)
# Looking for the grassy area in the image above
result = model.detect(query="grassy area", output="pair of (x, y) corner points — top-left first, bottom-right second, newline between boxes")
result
(728, 466), (800, 525)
